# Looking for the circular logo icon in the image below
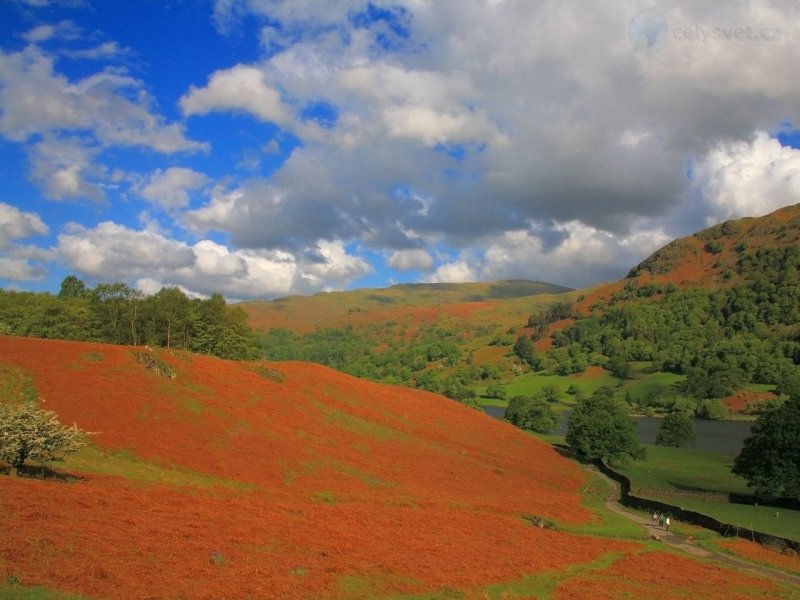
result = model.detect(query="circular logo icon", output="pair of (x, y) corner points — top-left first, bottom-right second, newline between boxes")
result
(629, 11), (668, 53)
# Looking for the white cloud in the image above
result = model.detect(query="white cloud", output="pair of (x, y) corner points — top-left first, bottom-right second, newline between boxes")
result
(428, 220), (673, 288)
(139, 167), (210, 210)
(63, 41), (127, 61)
(387, 248), (433, 271)
(0, 257), (47, 281)
(0, 202), (49, 249)
(55, 221), (372, 299)
(426, 259), (478, 284)
(28, 137), (106, 201)
(695, 131), (800, 224)
(22, 20), (81, 43)
(57, 221), (196, 277)
(6, 2), (800, 294)
(0, 203), (51, 281)
(0, 45), (207, 153)
(180, 64), (292, 126)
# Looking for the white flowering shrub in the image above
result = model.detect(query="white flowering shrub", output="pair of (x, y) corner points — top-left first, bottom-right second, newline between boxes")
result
(0, 402), (91, 473)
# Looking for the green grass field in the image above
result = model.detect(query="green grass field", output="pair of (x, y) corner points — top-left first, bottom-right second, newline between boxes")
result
(617, 445), (800, 542)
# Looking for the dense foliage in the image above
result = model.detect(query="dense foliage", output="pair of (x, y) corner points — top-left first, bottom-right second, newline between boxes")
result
(0, 402), (90, 473)
(655, 411), (697, 448)
(504, 395), (560, 434)
(565, 388), (645, 464)
(259, 321), (512, 404)
(551, 245), (800, 402)
(733, 386), (800, 500)
(0, 277), (260, 360)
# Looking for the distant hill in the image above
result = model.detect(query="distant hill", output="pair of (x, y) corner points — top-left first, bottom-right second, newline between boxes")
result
(551, 204), (800, 413)
(241, 280), (578, 398)
(577, 202), (800, 312)
(240, 279), (573, 334)
(0, 336), (784, 598)
(241, 206), (799, 416)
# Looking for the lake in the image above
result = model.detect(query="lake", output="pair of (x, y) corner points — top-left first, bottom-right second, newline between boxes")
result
(483, 406), (755, 454)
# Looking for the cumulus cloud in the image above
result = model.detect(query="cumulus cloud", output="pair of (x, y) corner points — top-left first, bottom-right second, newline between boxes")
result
(28, 137), (107, 201)
(387, 248), (434, 271)
(139, 167), (210, 210)
(0, 256), (47, 281)
(55, 221), (372, 299)
(0, 203), (51, 280)
(0, 45), (207, 152)
(694, 131), (800, 224)
(0, 202), (49, 250)
(426, 220), (673, 289)
(426, 259), (478, 284)
(212, 2), (798, 237)
(180, 64), (292, 126)
(4, 2), (800, 295)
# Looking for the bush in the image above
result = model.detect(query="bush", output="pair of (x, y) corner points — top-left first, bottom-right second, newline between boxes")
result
(0, 402), (91, 474)
(504, 395), (560, 434)
(655, 411), (697, 448)
(566, 392), (645, 464)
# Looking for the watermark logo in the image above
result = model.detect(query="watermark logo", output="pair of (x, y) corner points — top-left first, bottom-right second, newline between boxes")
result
(629, 11), (668, 54)
(629, 11), (782, 53)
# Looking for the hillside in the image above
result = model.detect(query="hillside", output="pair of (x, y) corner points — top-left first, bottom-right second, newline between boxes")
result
(241, 280), (578, 401)
(240, 279), (574, 334)
(576, 202), (800, 313)
(240, 206), (799, 420)
(540, 204), (800, 415)
(0, 336), (789, 599)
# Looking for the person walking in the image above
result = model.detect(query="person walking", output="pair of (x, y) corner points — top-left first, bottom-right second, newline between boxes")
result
(665, 515), (670, 532)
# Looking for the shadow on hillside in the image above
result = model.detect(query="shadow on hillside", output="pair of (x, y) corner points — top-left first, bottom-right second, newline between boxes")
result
(0, 463), (86, 482)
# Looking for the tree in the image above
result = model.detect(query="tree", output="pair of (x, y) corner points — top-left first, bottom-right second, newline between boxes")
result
(566, 392), (645, 464)
(485, 383), (506, 400)
(0, 403), (91, 475)
(57, 275), (87, 298)
(505, 395), (560, 434)
(732, 395), (800, 500)
(513, 334), (538, 368)
(655, 411), (697, 447)
(696, 398), (728, 420)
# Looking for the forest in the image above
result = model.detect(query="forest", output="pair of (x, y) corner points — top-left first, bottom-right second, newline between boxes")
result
(0, 276), (260, 360)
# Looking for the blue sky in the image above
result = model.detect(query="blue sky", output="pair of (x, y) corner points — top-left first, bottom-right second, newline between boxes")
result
(1, 1), (799, 300)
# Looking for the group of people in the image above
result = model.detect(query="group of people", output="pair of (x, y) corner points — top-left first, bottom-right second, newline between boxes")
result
(652, 510), (671, 531)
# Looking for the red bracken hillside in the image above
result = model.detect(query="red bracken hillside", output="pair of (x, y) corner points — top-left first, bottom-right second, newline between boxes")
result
(0, 336), (788, 599)
(575, 202), (800, 314)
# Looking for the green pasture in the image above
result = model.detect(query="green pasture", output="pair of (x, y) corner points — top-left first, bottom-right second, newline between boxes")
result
(617, 445), (750, 496)
(498, 369), (617, 403)
(617, 444), (800, 542)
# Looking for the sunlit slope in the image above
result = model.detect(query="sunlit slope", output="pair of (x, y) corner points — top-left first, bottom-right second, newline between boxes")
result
(0, 337), (791, 599)
(240, 279), (575, 334)
(577, 202), (800, 312)
(0, 336), (606, 598)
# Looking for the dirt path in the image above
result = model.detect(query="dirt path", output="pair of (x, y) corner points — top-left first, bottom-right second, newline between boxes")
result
(586, 465), (800, 589)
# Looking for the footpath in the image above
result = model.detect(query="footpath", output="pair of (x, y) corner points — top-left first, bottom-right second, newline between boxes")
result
(586, 464), (800, 589)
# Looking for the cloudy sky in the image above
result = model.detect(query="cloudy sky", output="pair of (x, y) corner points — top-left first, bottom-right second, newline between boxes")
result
(1, 1), (799, 300)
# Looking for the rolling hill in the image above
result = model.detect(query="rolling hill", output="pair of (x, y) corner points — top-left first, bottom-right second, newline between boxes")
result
(0, 336), (790, 599)
(241, 205), (799, 418)
(576, 202), (800, 313)
(239, 279), (574, 334)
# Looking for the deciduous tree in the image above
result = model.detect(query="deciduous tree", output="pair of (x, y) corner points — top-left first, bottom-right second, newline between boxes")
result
(0, 403), (91, 475)
(566, 391), (645, 464)
(733, 393), (800, 500)
(655, 411), (697, 447)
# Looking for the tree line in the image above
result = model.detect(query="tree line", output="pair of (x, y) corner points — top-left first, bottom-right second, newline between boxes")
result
(0, 276), (260, 360)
